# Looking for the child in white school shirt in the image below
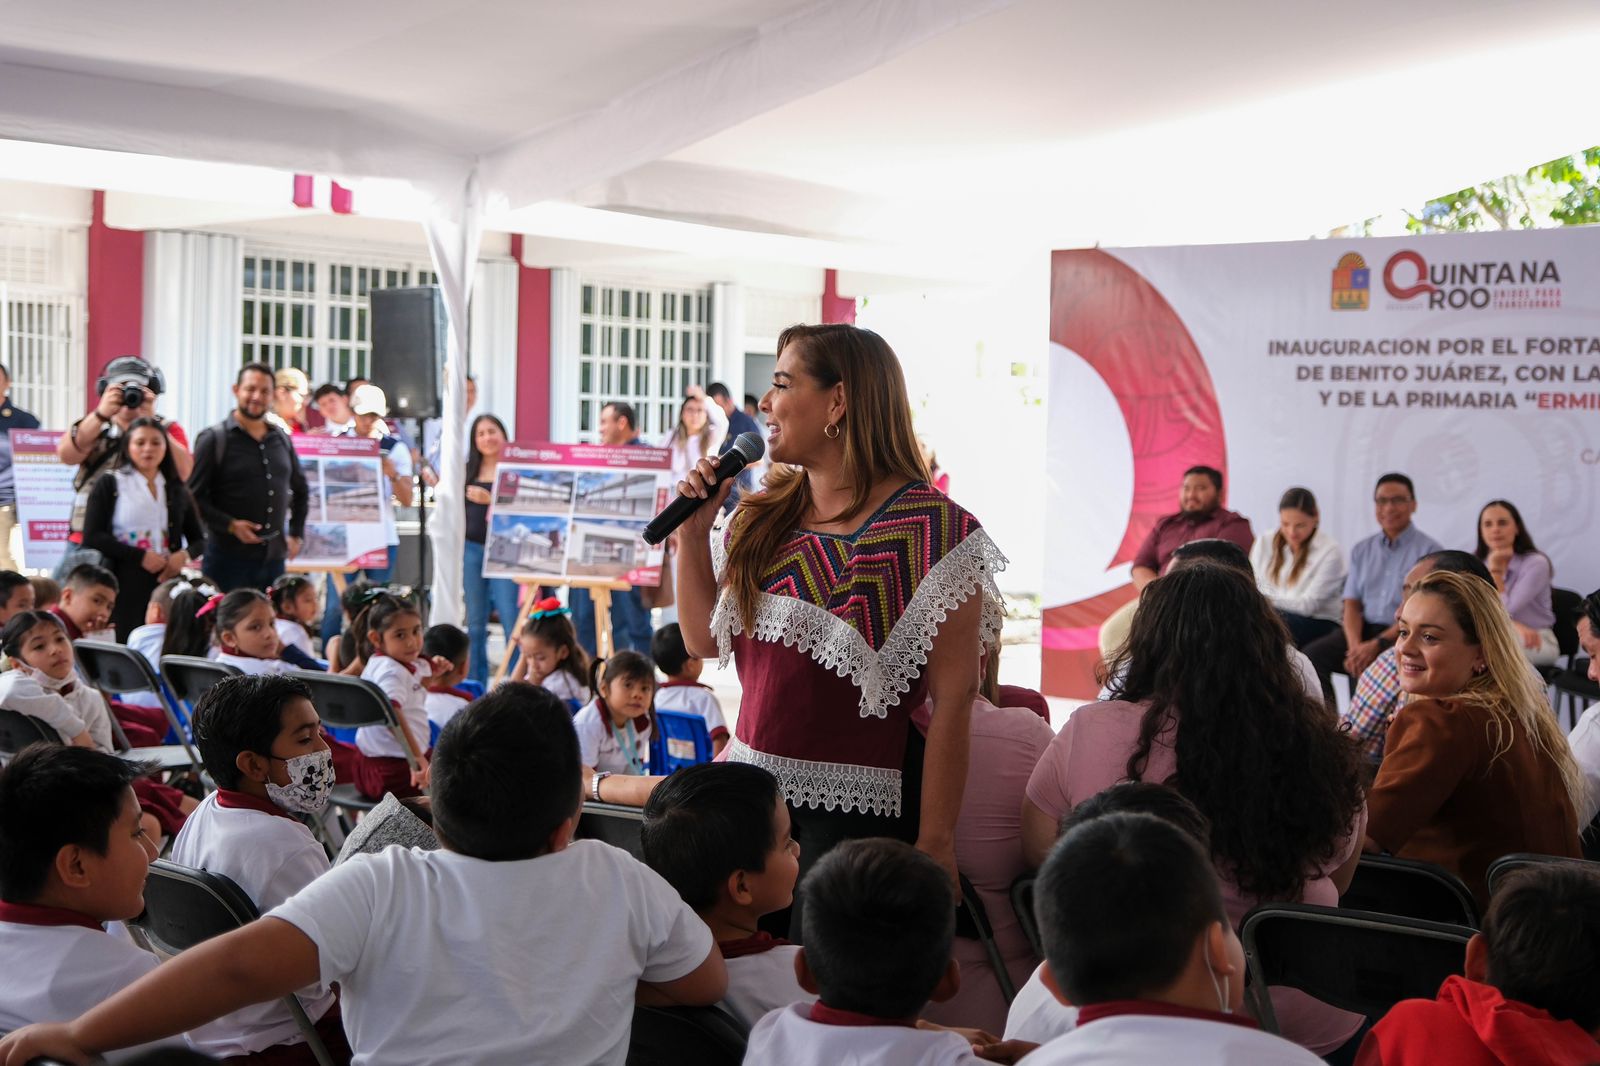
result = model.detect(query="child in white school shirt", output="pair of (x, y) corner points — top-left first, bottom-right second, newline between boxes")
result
(211, 589), (299, 677)
(420, 623), (473, 733)
(352, 593), (437, 799)
(573, 651), (657, 779)
(743, 838), (987, 1066)
(1013, 813), (1323, 1066)
(0, 745), (178, 1062)
(649, 623), (729, 756)
(0, 682), (727, 1066)
(169, 673), (351, 1064)
(640, 762), (812, 1028)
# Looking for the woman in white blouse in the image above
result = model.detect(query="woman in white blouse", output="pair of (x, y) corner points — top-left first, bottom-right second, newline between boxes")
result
(1248, 487), (1348, 648)
(81, 417), (205, 641)
(661, 385), (727, 485)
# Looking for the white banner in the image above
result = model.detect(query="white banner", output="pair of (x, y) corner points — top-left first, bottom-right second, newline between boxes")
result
(1044, 228), (1600, 696)
(10, 429), (74, 571)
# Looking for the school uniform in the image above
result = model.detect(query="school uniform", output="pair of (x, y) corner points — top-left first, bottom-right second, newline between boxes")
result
(718, 932), (814, 1029)
(352, 654), (430, 799)
(0, 901), (174, 1062)
(267, 839), (712, 1066)
(0, 667), (108, 748)
(424, 687), (470, 732)
(128, 622), (167, 669)
(654, 680), (729, 743)
(217, 651), (298, 676)
(574, 699), (653, 775)
(745, 1002), (985, 1064)
(536, 669), (590, 711)
(275, 618), (315, 660)
(1003, 963), (1079, 1044)
(168, 790), (340, 1060)
(1355, 975), (1600, 1066)
(1025, 1001), (1325, 1065)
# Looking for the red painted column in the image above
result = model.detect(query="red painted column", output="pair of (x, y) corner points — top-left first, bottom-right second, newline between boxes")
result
(85, 190), (145, 407)
(821, 268), (856, 324)
(510, 235), (552, 440)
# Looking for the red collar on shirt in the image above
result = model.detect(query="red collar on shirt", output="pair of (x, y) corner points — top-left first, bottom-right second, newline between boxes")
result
(215, 788), (297, 821)
(1076, 1000), (1259, 1031)
(658, 679), (711, 690)
(719, 931), (793, 959)
(446, 686), (475, 701)
(374, 653), (418, 674)
(48, 607), (83, 642)
(0, 899), (103, 931)
(807, 1002), (917, 1029)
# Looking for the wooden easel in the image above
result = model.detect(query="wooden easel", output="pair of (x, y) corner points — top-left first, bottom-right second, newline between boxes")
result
(492, 576), (631, 683)
(287, 563), (363, 597)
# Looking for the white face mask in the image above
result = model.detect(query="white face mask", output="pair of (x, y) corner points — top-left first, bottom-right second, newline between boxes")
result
(23, 664), (74, 692)
(265, 749), (336, 814)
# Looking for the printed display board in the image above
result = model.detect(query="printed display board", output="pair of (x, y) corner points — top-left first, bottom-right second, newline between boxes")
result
(290, 435), (390, 570)
(481, 442), (672, 586)
(10, 429), (74, 571)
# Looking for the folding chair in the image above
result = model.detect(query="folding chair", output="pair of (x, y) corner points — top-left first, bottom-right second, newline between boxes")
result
(132, 859), (336, 1066)
(287, 669), (423, 819)
(576, 800), (645, 858)
(1552, 663), (1599, 731)
(160, 655), (242, 724)
(1010, 874), (1042, 960)
(0, 708), (56, 759)
(627, 1004), (748, 1066)
(654, 709), (713, 774)
(1339, 854), (1479, 928)
(75, 640), (206, 778)
(1485, 852), (1600, 899)
(955, 873), (1017, 1004)
(1241, 903), (1472, 1034)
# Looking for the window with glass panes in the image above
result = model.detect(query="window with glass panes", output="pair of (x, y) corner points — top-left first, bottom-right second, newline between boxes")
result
(241, 248), (435, 385)
(576, 280), (711, 442)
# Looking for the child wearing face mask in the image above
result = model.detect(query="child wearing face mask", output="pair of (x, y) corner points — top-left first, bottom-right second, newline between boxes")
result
(173, 673), (353, 1065)
(212, 589), (298, 675)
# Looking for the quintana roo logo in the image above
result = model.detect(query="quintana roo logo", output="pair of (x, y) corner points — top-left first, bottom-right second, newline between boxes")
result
(1332, 253), (1370, 311)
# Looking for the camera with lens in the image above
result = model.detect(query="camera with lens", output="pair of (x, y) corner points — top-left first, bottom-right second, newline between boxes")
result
(120, 383), (146, 409)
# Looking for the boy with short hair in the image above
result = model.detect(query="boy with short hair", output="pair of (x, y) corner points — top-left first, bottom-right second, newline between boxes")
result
(170, 673), (350, 1065)
(1022, 813), (1321, 1064)
(28, 574), (60, 611)
(1356, 864), (1600, 1065)
(744, 837), (983, 1064)
(53, 562), (118, 641)
(0, 745), (174, 1059)
(0, 682), (726, 1066)
(420, 623), (472, 733)
(641, 762), (810, 1026)
(649, 622), (728, 755)
(0, 569), (34, 624)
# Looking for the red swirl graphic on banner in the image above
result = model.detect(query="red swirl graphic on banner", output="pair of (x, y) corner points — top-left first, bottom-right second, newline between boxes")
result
(1383, 249), (1435, 301)
(1043, 248), (1229, 697)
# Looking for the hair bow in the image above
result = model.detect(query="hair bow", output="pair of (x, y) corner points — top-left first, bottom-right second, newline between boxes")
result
(529, 596), (569, 620)
(195, 593), (226, 618)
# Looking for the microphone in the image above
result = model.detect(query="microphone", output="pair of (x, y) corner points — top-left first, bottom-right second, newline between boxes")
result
(642, 431), (765, 545)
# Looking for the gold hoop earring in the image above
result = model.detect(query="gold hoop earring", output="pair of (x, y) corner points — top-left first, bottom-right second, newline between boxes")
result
(824, 421), (841, 440)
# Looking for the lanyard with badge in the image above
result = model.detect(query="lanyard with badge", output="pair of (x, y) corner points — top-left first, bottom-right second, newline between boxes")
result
(615, 719), (646, 775)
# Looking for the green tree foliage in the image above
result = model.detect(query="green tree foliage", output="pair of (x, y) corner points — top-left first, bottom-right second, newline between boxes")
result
(1405, 147), (1600, 233)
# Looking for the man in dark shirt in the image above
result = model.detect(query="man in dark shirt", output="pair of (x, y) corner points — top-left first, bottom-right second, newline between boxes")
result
(0, 362), (40, 571)
(187, 362), (309, 591)
(1129, 465), (1253, 590)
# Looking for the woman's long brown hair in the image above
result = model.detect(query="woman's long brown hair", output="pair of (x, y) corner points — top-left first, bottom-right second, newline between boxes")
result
(723, 324), (930, 628)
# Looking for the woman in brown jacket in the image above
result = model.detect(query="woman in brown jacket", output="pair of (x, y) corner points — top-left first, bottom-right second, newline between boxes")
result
(1365, 569), (1582, 905)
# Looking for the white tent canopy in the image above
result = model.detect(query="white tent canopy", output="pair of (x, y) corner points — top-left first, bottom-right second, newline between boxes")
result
(3, 0), (1597, 619)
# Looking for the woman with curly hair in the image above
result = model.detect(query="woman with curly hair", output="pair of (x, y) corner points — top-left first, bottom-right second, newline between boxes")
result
(1021, 560), (1366, 1058)
(1366, 569), (1581, 903)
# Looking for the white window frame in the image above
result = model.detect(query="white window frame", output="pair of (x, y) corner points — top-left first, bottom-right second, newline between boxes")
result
(575, 277), (712, 443)
(241, 242), (436, 386)
(0, 222), (87, 429)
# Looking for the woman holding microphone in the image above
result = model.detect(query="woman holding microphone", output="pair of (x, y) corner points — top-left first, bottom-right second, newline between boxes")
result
(673, 324), (1006, 898)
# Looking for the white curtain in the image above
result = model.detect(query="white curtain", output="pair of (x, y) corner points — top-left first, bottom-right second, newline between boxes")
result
(143, 231), (242, 445)
(548, 268), (580, 443)
(470, 258), (519, 440)
(423, 171), (484, 628)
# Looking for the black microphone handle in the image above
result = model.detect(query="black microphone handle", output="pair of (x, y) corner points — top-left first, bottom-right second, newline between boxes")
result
(641, 450), (749, 546)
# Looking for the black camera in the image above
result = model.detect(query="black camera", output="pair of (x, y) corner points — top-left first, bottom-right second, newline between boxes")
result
(120, 383), (146, 409)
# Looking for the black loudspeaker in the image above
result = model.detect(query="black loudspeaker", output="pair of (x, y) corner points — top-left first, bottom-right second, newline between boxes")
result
(370, 286), (446, 419)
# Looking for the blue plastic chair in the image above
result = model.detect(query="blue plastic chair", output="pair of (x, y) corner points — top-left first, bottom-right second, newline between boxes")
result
(654, 709), (714, 774)
(456, 679), (485, 700)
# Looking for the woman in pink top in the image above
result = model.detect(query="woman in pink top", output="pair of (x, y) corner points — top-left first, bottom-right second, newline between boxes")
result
(1021, 562), (1367, 1059)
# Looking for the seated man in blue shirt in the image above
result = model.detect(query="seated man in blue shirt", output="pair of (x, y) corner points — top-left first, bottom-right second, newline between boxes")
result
(1304, 472), (1441, 703)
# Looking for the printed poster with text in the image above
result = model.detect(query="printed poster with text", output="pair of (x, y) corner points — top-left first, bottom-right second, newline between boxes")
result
(10, 430), (75, 570)
(481, 442), (671, 586)
(289, 435), (390, 570)
(1044, 228), (1600, 697)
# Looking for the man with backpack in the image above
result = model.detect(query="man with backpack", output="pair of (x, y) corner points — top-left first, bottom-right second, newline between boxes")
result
(187, 362), (309, 591)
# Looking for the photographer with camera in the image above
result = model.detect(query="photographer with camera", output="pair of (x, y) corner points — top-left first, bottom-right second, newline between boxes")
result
(55, 356), (194, 577)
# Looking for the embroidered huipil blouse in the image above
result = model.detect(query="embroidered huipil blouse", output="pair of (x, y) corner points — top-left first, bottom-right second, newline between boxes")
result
(712, 482), (1006, 817)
